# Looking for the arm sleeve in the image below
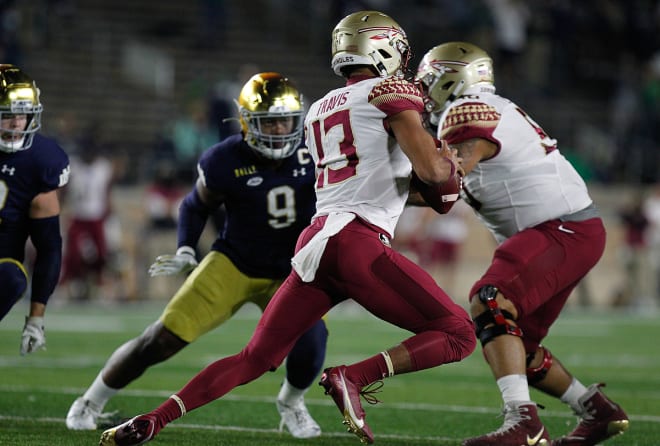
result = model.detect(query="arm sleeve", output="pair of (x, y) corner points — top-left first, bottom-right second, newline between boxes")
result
(177, 188), (210, 251)
(28, 216), (62, 304)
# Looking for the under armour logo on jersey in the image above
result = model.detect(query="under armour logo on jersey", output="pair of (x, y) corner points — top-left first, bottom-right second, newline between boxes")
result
(1, 164), (15, 176)
(292, 167), (307, 177)
(59, 165), (71, 187)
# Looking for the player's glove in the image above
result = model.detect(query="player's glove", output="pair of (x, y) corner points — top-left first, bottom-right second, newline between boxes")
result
(148, 246), (198, 277)
(20, 316), (46, 355)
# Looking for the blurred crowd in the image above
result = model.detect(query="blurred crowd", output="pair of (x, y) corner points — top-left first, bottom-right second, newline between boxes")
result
(2, 0), (659, 307)
(613, 185), (660, 308)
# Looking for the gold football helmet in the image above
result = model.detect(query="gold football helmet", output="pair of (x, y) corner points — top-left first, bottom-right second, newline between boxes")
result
(416, 42), (494, 114)
(331, 10), (410, 78)
(237, 72), (304, 160)
(0, 64), (42, 153)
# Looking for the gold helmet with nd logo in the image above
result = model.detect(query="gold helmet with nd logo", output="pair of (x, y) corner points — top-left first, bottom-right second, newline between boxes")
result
(237, 72), (304, 160)
(0, 64), (43, 153)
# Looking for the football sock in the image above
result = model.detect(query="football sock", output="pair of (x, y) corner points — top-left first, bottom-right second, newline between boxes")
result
(497, 374), (531, 404)
(277, 378), (306, 405)
(345, 353), (390, 388)
(560, 378), (588, 413)
(151, 396), (185, 431)
(82, 372), (119, 409)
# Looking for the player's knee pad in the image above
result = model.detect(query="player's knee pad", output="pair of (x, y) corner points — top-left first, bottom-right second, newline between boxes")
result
(0, 258), (28, 304)
(526, 346), (553, 384)
(473, 285), (523, 346)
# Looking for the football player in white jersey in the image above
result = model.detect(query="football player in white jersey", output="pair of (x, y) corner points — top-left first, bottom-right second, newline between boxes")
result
(416, 42), (629, 446)
(98, 11), (475, 446)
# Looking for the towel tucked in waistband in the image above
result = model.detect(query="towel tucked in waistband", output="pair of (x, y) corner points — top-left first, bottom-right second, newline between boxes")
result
(291, 212), (356, 282)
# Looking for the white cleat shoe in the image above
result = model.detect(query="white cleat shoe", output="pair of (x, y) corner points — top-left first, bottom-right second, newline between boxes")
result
(276, 398), (322, 439)
(66, 397), (101, 430)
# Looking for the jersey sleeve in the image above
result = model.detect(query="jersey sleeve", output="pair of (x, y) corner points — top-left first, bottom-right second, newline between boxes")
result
(368, 77), (424, 117)
(196, 142), (228, 192)
(37, 138), (70, 191)
(439, 101), (501, 147)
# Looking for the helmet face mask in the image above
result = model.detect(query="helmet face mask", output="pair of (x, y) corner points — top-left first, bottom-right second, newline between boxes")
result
(331, 10), (410, 78)
(416, 42), (494, 115)
(0, 64), (42, 153)
(237, 72), (304, 160)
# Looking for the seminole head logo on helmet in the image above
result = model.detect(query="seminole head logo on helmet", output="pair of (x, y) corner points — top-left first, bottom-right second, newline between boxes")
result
(331, 11), (411, 78)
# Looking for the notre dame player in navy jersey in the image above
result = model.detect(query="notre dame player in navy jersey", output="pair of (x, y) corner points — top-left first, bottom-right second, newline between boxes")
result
(0, 65), (70, 355)
(202, 132), (316, 278)
(68, 72), (328, 439)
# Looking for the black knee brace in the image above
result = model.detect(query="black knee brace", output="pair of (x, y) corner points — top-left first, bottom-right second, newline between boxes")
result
(473, 285), (523, 346)
(526, 346), (553, 384)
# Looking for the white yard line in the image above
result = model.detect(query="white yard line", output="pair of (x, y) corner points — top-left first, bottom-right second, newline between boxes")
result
(1, 384), (659, 423)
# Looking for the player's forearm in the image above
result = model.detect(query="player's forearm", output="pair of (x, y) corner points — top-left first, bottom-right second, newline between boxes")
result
(28, 302), (46, 318)
(177, 189), (210, 251)
(28, 215), (62, 304)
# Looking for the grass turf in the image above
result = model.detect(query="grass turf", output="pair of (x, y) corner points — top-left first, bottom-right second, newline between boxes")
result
(0, 300), (658, 445)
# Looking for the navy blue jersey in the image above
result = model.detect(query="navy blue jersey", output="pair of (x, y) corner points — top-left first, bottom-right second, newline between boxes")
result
(199, 134), (316, 279)
(0, 134), (70, 261)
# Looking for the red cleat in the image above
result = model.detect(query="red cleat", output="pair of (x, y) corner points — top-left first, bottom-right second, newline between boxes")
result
(463, 401), (550, 446)
(319, 366), (376, 444)
(99, 414), (157, 446)
(553, 383), (629, 445)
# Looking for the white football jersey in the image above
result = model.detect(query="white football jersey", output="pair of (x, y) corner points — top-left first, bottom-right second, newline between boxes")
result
(67, 156), (113, 220)
(437, 87), (593, 243)
(305, 75), (424, 236)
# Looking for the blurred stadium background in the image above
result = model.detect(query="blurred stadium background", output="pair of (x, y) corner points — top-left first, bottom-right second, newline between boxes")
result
(3, 0), (659, 307)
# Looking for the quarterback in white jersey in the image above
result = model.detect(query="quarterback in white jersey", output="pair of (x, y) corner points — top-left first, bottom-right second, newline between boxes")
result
(417, 42), (629, 446)
(96, 13), (474, 446)
(305, 75), (420, 237)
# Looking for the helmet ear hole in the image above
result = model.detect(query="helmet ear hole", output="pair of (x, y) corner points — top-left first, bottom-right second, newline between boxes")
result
(378, 49), (392, 60)
(442, 81), (455, 91)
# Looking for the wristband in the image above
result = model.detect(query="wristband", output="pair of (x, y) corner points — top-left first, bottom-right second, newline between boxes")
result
(26, 316), (44, 327)
(176, 246), (196, 258)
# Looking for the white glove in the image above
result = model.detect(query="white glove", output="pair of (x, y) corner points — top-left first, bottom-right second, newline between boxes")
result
(21, 316), (46, 355)
(148, 246), (198, 277)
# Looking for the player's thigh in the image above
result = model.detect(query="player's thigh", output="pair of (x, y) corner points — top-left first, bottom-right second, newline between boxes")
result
(331, 223), (465, 332)
(160, 251), (281, 342)
(0, 258), (28, 317)
(471, 220), (605, 319)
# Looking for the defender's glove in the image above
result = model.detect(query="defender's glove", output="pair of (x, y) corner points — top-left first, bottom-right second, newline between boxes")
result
(21, 316), (46, 355)
(148, 246), (198, 277)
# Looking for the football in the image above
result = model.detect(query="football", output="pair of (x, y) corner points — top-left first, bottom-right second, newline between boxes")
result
(410, 170), (462, 214)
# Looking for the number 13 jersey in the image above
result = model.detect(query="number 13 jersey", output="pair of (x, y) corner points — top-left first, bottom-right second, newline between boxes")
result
(304, 75), (424, 237)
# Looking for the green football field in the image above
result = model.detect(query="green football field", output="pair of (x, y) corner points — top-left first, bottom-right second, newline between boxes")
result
(0, 300), (658, 445)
